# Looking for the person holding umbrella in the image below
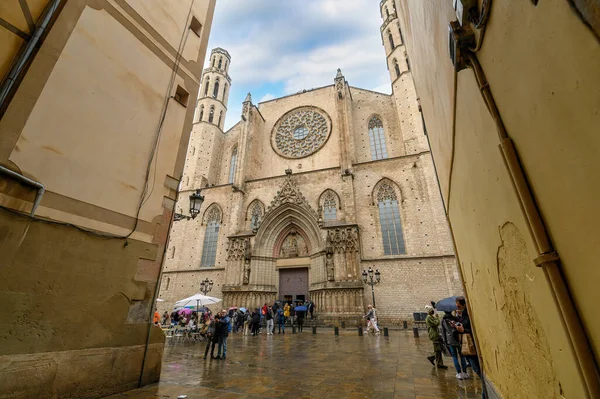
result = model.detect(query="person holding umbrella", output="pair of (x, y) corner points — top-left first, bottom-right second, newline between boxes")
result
(295, 304), (307, 333)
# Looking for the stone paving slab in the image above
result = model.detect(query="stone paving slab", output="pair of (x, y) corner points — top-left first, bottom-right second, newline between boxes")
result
(105, 330), (483, 399)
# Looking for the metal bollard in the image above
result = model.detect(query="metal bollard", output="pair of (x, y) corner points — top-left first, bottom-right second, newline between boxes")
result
(413, 327), (419, 338)
(383, 327), (389, 337)
(334, 326), (339, 336)
(358, 327), (363, 336)
(403, 320), (408, 329)
(292, 326), (297, 334)
(312, 326), (317, 334)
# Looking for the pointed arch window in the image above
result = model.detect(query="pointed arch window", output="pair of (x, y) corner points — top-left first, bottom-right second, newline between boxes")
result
(208, 106), (214, 123)
(249, 201), (263, 231)
(377, 183), (405, 255)
(385, 6), (390, 17)
(218, 57), (222, 69)
(198, 105), (204, 122)
(388, 30), (395, 49)
(228, 146), (238, 184)
(211, 58), (215, 67)
(218, 110), (223, 127)
(322, 191), (338, 222)
(223, 83), (228, 102)
(393, 59), (401, 78)
(224, 60), (228, 70)
(406, 55), (411, 71)
(398, 22), (404, 44)
(201, 207), (221, 267)
(213, 78), (220, 98)
(368, 117), (388, 160)
(204, 77), (210, 96)
(166, 277), (170, 290)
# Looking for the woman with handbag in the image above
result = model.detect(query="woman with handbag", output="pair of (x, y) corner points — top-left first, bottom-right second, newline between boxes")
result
(455, 296), (481, 378)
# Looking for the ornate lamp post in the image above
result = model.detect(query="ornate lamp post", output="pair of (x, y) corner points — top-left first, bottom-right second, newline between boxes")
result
(200, 277), (213, 295)
(361, 267), (381, 308)
(189, 189), (204, 219)
(197, 277), (213, 312)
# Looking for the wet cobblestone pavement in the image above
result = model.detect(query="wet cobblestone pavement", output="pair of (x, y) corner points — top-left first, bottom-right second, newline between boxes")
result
(106, 329), (483, 399)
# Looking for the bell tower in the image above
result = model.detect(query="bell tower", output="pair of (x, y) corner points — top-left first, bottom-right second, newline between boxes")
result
(182, 48), (232, 191)
(379, 0), (428, 154)
(194, 48), (231, 128)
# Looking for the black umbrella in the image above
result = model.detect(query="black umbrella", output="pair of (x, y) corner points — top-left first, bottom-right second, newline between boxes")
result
(434, 296), (458, 312)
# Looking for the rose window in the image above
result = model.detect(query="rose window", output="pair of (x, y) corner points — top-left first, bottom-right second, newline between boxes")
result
(271, 107), (332, 158)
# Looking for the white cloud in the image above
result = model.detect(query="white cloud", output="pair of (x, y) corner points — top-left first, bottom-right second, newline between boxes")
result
(259, 93), (275, 103)
(207, 0), (391, 129)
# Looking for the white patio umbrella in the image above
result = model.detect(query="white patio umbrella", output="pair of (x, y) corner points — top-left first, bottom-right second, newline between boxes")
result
(174, 293), (222, 311)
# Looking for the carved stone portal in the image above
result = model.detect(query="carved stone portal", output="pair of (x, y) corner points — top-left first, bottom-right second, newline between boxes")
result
(279, 230), (308, 258)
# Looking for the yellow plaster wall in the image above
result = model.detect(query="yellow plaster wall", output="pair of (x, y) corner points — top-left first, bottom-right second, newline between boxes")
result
(396, 0), (600, 397)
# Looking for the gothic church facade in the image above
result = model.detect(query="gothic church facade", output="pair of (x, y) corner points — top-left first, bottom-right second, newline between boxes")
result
(158, 3), (462, 325)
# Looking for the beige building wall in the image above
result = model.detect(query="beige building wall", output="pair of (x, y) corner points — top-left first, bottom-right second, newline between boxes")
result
(394, 0), (600, 397)
(159, 48), (461, 326)
(0, 1), (215, 397)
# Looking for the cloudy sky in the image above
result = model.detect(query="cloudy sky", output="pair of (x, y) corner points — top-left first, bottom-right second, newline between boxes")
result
(205, 0), (391, 130)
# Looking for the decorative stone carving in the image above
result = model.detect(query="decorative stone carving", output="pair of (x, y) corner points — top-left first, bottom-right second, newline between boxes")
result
(335, 69), (345, 99)
(226, 237), (247, 260)
(376, 182), (397, 202)
(326, 234), (335, 281)
(279, 230), (308, 258)
(249, 201), (263, 232)
(271, 107), (332, 158)
(327, 227), (360, 253)
(243, 238), (251, 284)
(265, 175), (320, 220)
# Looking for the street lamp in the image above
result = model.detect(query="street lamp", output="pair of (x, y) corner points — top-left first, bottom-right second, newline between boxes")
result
(197, 277), (213, 313)
(189, 189), (204, 219)
(362, 267), (381, 308)
(199, 277), (213, 295)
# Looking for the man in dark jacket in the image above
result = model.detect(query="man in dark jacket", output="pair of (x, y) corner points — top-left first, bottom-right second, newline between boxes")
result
(251, 309), (261, 335)
(216, 310), (231, 360)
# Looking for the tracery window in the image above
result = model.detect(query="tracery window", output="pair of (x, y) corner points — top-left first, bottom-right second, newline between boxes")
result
(377, 183), (405, 255)
(228, 146), (237, 184)
(209, 106), (214, 123)
(368, 117), (388, 160)
(203, 77), (210, 96)
(321, 190), (338, 222)
(200, 206), (221, 267)
(249, 201), (263, 231)
(394, 59), (401, 78)
(388, 29), (395, 49)
(213, 78), (220, 98)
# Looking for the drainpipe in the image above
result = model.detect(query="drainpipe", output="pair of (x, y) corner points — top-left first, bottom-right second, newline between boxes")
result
(0, 165), (45, 216)
(0, 0), (63, 108)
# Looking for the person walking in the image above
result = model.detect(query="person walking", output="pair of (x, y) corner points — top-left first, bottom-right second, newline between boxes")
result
(216, 310), (230, 360)
(308, 301), (315, 320)
(283, 303), (290, 325)
(162, 311), (170, 326)
(296, 307), (305, 333)
(277, 307), (285, 334)
(203, 314), (219, 360)
(442, 311), (469, 379)
(251, 309), (261, 336)
(425, 305), (448, 369)
(363, 305), (380, 335)
(243, 310), (251, 335)
(266, 306), (274, 335)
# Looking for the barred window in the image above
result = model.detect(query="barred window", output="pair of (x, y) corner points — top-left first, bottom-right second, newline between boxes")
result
(368, 117), (388, 160)
(322, 192), (337, 221)
(228, 147), (237, 184)
(201, 208), (221, 267)
(377, 183), (405, 255)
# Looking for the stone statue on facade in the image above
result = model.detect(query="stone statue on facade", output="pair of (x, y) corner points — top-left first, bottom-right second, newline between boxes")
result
(243, 238), (251, 285)
(326, 234), (335, 281)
